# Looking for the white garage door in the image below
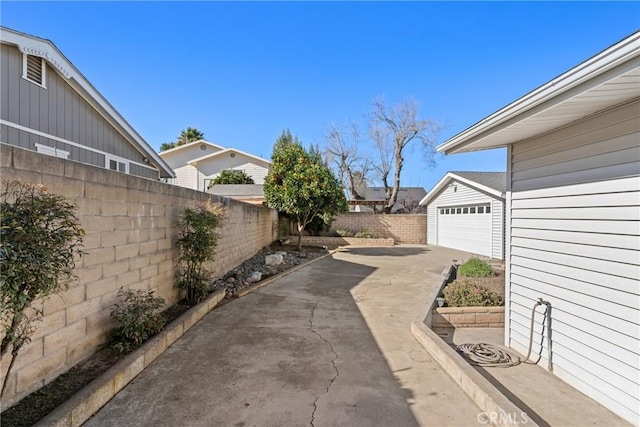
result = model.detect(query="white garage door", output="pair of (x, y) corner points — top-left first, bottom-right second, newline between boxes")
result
(437, 204), (491, 256)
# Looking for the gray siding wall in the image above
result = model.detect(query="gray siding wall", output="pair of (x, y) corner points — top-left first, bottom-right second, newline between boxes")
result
(426, 180), (504, 259)
(508, 100), (640, 424)
(0, 44), (159, 179)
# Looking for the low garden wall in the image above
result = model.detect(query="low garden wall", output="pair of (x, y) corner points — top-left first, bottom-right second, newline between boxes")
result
(299, 235), (395, 247)
(0, 144), (278, 408)
(432, 307), (505, 328)
(329, 213), (426, 244)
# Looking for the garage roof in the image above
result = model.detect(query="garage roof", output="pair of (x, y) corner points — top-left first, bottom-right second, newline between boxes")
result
(420, 171), (506, 206)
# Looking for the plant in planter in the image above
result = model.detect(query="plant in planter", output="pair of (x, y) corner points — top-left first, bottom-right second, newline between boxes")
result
(176, 201), (225, 303)
(354, 229), (376, 239)
(110, 288), (166, 354)
(335, 228), (354, 237)
(441, 257), (503, 307)
(0, 180), (84, 398)
(443, 279), (504, 307)
(457, 257), (495, 278)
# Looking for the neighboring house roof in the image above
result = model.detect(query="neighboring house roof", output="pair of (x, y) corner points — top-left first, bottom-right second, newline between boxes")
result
(438, 31), (640, 155)
(420, 171), (506, 205)
(158, 139), (225, 156)
(187, 147), (271, 167)
(207, 184), (265, 205)
(208, 184), (264, 197)
(0, 26), (174, 178)
(361, 187), (427, 202)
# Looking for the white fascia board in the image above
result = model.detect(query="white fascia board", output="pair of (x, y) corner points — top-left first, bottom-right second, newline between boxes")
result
(437, 31), (640, 154)
(420, 172), (504, 206)
(0, 27), (175, 178)
(188, 147), (272, 166)
(158, 139), (226, 157)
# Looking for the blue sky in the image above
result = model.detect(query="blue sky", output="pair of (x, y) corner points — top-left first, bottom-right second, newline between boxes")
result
(2, 2), (638, 191)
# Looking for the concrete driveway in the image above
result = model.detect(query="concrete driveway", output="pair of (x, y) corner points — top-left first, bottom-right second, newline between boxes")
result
(86, 246), (482, 427)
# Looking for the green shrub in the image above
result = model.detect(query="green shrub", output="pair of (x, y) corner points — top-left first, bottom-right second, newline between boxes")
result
(1, 180), (84, 397)
(354, 229), (376, 239)
(278, 217), (291, 239)
(443, 279), (504, 307)
(207, 170), (254, 187)
(457, 257), (495, 278)
(176, 201), (224, 303)
(335, 228), (354, 237)
(110, 288), (166, 354)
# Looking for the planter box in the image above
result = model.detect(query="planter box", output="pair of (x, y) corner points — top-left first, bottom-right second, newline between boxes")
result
(297, 235), (395, 247)
(432, 306), (504, 328)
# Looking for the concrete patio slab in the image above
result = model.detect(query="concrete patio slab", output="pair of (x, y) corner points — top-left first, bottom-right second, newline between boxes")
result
(84, 245), (484, 427)
(447, 327), (631, 427)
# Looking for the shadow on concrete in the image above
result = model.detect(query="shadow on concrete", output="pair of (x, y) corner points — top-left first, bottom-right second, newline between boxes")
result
(85, 255), (420, 427)
(340, 246), (430, 257)
(472, 365), (550, 427)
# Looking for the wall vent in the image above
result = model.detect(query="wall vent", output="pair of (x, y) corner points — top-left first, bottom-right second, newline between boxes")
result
(24, 55), (44, 86)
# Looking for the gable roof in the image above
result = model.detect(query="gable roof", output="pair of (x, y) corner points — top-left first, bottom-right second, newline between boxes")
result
(187, 147), (271, 167)
(420, 171), (506, 206)
(0, 26), (174, 178)
(158, 139), (225, 156)
(438, 31), (640, 155)
(362, 187), (427, 202)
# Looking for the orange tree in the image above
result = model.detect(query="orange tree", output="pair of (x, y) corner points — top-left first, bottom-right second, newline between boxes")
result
(264, 130), (347, 250)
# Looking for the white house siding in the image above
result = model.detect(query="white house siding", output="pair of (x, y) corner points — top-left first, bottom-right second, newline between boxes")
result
(508, 101), (640, 424)
(161, 143), (222, 170)
(427, 181), (504, 259)
(198, 154), (270, 185)
(173, 164), (199, 190)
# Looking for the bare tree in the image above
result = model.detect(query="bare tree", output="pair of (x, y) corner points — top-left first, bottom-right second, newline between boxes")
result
(324, 120), (373, 200)
(369, 97), (441, 214)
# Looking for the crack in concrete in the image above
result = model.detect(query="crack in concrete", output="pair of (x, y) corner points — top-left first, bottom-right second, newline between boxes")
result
(308, 303), (339, 427)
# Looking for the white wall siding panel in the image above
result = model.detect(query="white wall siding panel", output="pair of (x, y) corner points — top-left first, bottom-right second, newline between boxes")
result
(174, 164), (198, 190)
(508, 102), (640, 424)
(427, 204), (436, 245)
(491, 199), (504, 259)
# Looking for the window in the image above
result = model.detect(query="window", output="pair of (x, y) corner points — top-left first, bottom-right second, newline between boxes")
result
(445, 208), (450, 214)
(106, 155), (129, 174)
(486, 206), (491, 213)
(456, 208), (462, 214)
(35, 143), (69, 159)
(470, 207), (476, 214)
(463, 207), (469, 214)
(477, 206), (484, 214)
(23, 54), (46, 87)
(440, 208), (444, 214)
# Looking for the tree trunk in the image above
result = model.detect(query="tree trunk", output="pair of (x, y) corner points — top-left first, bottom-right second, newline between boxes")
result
(384, 143), (404, 213)
(296, 222), (304, 251)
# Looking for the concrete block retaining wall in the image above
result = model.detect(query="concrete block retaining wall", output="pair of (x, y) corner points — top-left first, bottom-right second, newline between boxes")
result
(432, 306), (505, 328)
(329, 213), (426, 244)
(0, 144), (278, 408)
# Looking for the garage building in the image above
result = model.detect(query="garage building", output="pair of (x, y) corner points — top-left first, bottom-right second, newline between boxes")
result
(420, 171), (505, 259)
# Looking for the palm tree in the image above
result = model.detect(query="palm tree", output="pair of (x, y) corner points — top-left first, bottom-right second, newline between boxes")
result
(178, 127), (205, 145)
(159, 127), (205, 151)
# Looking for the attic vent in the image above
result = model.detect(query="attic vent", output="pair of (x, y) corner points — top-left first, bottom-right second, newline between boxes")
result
(24, 54), (45, 87)
(230, 153), (236, 158)
(200, 144), (207, 151)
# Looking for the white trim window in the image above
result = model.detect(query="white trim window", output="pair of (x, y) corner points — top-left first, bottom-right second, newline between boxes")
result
(106, 155), (129, 174)
(35, 143), (69, 159)
(22, 54), (46, 88)
(439, 203), (491, 215)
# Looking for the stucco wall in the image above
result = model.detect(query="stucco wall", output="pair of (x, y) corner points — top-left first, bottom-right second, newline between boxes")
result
(0, 144), (278, 407)
(329, 213), (427, 244)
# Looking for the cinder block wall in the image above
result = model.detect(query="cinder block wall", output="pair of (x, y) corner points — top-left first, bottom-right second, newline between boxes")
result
(329, 213), (427, 244)
(0, 145), (278, 407)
